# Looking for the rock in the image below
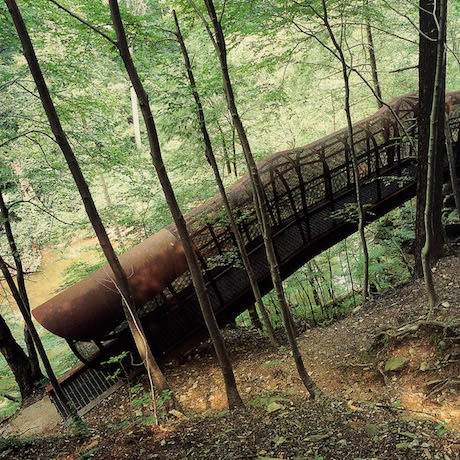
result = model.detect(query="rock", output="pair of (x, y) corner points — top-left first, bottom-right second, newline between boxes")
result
(420, 361), (430, 371)
(396, 440), (419, 450)
(2, 395), (61, 436)
(266, 401), (284, 414)
(169, 409), (187, 419)
(384, 356), (408, 372)
(364, 423), (380, 438)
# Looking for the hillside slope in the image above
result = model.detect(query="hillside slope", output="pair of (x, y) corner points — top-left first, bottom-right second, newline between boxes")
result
(3, 256), (460, 459)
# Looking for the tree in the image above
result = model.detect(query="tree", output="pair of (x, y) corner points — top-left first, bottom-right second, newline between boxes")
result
(4, 0), (175, 413)
(172, 9), (278, 347)
(0, 183), (43, 382)
(364, 3), (383, 108)
(0, 311), (39, 401)
(421, 0), (447, 313)
(415, 0), (446, 277)
(311, 0), (370, 302)
(198, 0), (321, 399)
(108, 0), (244, 410)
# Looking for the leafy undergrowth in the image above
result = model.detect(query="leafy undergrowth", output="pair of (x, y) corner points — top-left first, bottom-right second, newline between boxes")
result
(3, 256), (460, 459)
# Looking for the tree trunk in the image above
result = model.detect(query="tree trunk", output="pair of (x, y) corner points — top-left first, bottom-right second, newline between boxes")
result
(130, 85), (142, 150)
(99, 174), (125, 250)
(232, 127), (238, 177)
(415, 0), (446, 277)
(0, 253), (75, 417)
(100, 174), (112, 207)
(173, 10), (278, 347)
(0, 313), (36, 401)
(109, 0), (244, 410)
(5, 0), (173, 412)
(217, 123), (232, 176)
(202, 0), (320, 398)
(247, 304), (263, 331)
(0, 189), (43, 382)
(365, 14), (383, 108)
(320, 0), (369, 301)
(421, 0), (447, 313)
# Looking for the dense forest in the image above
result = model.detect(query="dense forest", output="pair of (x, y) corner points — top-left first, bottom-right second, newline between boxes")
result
(0, 0), (460, 458)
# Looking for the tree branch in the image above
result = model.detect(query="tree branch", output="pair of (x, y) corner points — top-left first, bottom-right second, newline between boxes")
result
(188, 0), (217, 50)
(0, 130), (57, 149)
(7, 199), (74, 225)
(47, 0), (117, 46)
(389, 65), (418, 73)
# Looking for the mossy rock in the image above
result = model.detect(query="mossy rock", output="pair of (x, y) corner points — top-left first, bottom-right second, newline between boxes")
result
(384, 356), (408, 372)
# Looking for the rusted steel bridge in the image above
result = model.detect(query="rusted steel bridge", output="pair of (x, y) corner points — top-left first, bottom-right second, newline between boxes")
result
(33, 91), (460, 412)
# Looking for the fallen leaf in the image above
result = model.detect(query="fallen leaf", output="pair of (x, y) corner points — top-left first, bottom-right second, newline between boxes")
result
(266, 402), (284, 414)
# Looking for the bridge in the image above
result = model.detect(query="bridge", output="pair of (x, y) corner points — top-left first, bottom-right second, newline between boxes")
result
(32, 91), (460, 414)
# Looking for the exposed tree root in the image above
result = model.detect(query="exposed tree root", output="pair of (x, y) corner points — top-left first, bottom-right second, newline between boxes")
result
(369, 319), (460, 352)
(425, 376), (460, 397)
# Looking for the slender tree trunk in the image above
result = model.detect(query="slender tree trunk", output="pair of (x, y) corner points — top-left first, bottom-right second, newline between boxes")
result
(320, 0), (369, 301)
(415, 0), (446, 277)
(365, 15), (383, 108)
(231, 127), (238, 177)
(0, 253), (75, 417)
(0, 312), (36, 401)
(100, 174), (112, 207)
(202, 0), (320, 398)
(0, 189), (43, 382)
(173, 10), (278, 347)
(445, 115), (460, 217)
(344, 238), (357, 308)
(99, 174), (125, 250)
(325, 250), (336, 302)
(422, 0), (447, 314)
(247, 304), (263, 330)
(216, 123), (232, 176)
(82, 115), (125, 250)
(130, 86), (142, 150)
(5, 0), (173, 411)
(129, 39), (142, 150)
(109, 0), (244, 410)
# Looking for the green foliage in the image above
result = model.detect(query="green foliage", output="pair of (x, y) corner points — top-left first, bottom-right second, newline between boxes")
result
(76, 447), (99, 459)
(0, 434), (27, 452)
(434, 420), (451, 436)
(1, 0), (458, 424)
(101, 351), (130, 383)
(260, 359), (283, 367)
(57, 258), (105, 292)
(248, 393), (288, 409)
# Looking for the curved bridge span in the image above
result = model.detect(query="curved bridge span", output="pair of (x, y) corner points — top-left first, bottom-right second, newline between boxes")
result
(33, 91), (460, 365)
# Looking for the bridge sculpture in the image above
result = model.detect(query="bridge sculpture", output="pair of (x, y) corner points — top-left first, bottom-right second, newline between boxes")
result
(32, 91), (460, 413)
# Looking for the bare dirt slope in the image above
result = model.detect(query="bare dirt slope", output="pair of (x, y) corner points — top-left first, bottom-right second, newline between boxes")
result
(2, 256), (460, 459)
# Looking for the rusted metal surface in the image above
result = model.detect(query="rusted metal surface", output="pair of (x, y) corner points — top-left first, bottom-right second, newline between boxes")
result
(32, 229), (187, 340)
(32, 91), (460, 348)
